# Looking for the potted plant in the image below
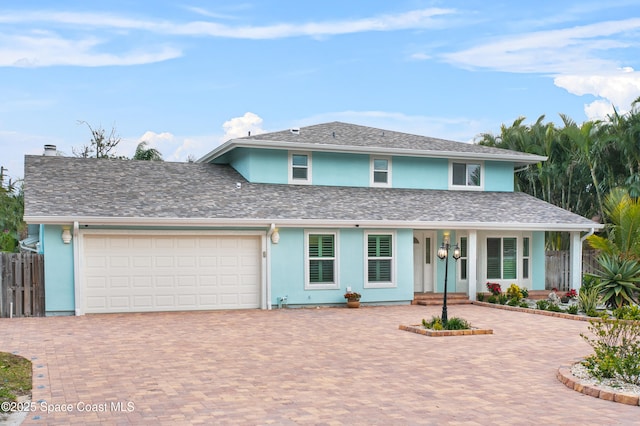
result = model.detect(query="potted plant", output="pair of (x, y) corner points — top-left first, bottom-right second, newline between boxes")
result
(561, 289), (577, 303)
(344, 291), (361, 308)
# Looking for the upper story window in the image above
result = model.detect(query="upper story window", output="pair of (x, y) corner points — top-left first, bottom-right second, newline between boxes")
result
(371, 157), (391, 187)
(450, 161), (482, 190)
(289, 152), (312, 184)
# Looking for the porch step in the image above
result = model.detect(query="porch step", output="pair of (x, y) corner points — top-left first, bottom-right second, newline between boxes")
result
(412, 293), (471, 306)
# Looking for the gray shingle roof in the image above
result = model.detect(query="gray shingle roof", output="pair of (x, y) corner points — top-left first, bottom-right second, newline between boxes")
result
(200, 121), (545, 163)
(24, 155), (597, 231)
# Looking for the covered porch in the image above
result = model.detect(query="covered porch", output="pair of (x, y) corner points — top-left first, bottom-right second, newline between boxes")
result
(412, 228), (592, 301)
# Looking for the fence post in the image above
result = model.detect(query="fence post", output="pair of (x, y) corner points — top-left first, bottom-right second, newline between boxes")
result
(0, 253), (4, 317)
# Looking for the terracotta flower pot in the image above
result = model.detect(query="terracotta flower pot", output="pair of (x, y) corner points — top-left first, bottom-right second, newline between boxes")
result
(347, 300), (360, 308)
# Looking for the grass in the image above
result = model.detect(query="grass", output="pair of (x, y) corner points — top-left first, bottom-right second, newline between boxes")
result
(0, 352), (32, 412)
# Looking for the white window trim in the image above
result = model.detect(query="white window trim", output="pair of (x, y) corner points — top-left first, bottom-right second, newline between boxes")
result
(522, 236), (531, 282)
(288, 151), (312, 185)
(370, 156), (392, 187)
(304, 230), (339, 290)
(458, 234), (468, 282)
(448, 160), (484, 191)
(364, 230), (397, 288)
(482, 232), (532, 286)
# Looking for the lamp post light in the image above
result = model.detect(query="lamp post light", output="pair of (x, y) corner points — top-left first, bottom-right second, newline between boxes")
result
(437, 234), (461, 324)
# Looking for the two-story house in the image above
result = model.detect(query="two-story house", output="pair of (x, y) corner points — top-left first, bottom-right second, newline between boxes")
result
(23, 122), (600, 316)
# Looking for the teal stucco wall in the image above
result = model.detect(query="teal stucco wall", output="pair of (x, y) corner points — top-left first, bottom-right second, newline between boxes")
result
(313, 152), (369, 187)
(214, 147), (518, 192)
(393, 156), (448, 189)
(531, 231), (546, 290)
(269, 227), (414, 306)
(42, 225), (75, 315)
(216, 147), (288, 184)
(484, 161), (515, 192)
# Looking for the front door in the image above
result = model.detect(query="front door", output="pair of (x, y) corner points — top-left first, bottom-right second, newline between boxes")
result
(413, 231), (434, 292)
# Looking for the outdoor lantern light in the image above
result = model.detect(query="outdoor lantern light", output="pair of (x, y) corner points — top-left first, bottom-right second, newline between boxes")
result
(437, 233), (461, 324)
(61, 226), (72, 244)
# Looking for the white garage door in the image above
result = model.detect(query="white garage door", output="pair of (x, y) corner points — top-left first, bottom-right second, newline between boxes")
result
(82, 233), (262, 314)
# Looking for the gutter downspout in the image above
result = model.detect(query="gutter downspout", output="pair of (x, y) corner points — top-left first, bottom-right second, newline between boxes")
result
(73, 221), (80, 315)
(265, 224), (276, 310)
(581, 227), (595, 243)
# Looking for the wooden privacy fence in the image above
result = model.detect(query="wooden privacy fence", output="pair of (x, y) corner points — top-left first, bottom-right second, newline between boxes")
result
(545, 250), (599, 292)
(0, 252), (45, 317)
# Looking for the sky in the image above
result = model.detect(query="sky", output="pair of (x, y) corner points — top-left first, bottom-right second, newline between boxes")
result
(1, 0), (640, 181)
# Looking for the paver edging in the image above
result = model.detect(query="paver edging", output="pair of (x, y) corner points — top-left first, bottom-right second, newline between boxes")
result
(557, 363), (640, 406)
(399, 324), (493, 337)
(472, 301), (596, 321)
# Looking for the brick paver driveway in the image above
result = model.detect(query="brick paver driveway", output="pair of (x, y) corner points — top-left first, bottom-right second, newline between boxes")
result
(1, 305), (638, 425)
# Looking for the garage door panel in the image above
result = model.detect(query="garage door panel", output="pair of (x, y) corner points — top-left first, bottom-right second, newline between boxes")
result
(177, 256), (196, 267)
(131, 276), (151, 288)
(155, 256), (174, 267)
(133, 295), (154, 308)
(83, 234), (261, 313)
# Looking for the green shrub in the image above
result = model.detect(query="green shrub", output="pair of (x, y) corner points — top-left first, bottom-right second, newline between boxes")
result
(536, 300), (549, 310)
(0, 231), (18, 253)
(477, 293), (485, 302)
(587, 309), (600, 317)
(422, 316), (443, 330)
(582, 274), (600, 292)
(507, 298), (519, 307)
(591, 255), (640, 308)
(567, 305), (579, 315)
(506, 284), (523, 301)
(581, 317), (640, 385)
(422, 316), (471, 330)
(519, 301), (530, 308)
(444, 317), (471, 330)
(579, 286), (600, 314)
(547, 303), (563, 312)
(520, 288), (529, 299)
(613, 304), (640, 320)
(487, 295), (497, 304)
(497, 293), (508, 305)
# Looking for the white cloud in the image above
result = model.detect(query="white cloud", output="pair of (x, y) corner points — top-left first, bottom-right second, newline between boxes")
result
(0, 7), (457, 67)
(442, 18), (640, 74)
(132, 131), (215, 162)
(0, 32), (181, 67)
(554, 68), (640, 119)
(583, 100), (615, 120)
(2, 7), (456, 38)
(409, 52), (431, 61)
(221, 112), (265, 142)
(442, 17), (640, 121)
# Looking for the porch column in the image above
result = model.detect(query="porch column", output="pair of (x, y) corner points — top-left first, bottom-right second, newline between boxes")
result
(468, 230), (478, 301)
(569, 231), (582, 291)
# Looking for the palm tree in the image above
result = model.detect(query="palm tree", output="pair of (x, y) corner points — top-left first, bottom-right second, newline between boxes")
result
(587, 188), (640, 259)
(133, 141), (163, 161)
(560, 115), (607, 222)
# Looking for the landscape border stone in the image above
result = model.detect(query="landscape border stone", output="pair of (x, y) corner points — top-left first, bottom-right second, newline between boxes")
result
(557, 364), (640, 406)
(398, 324), (493, 336)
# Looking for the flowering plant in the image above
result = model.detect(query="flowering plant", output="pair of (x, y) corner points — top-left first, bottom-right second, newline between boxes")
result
(344, 291), (361, 301)
(565, 289), (578, 299)
(486, 282), (501, 296)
